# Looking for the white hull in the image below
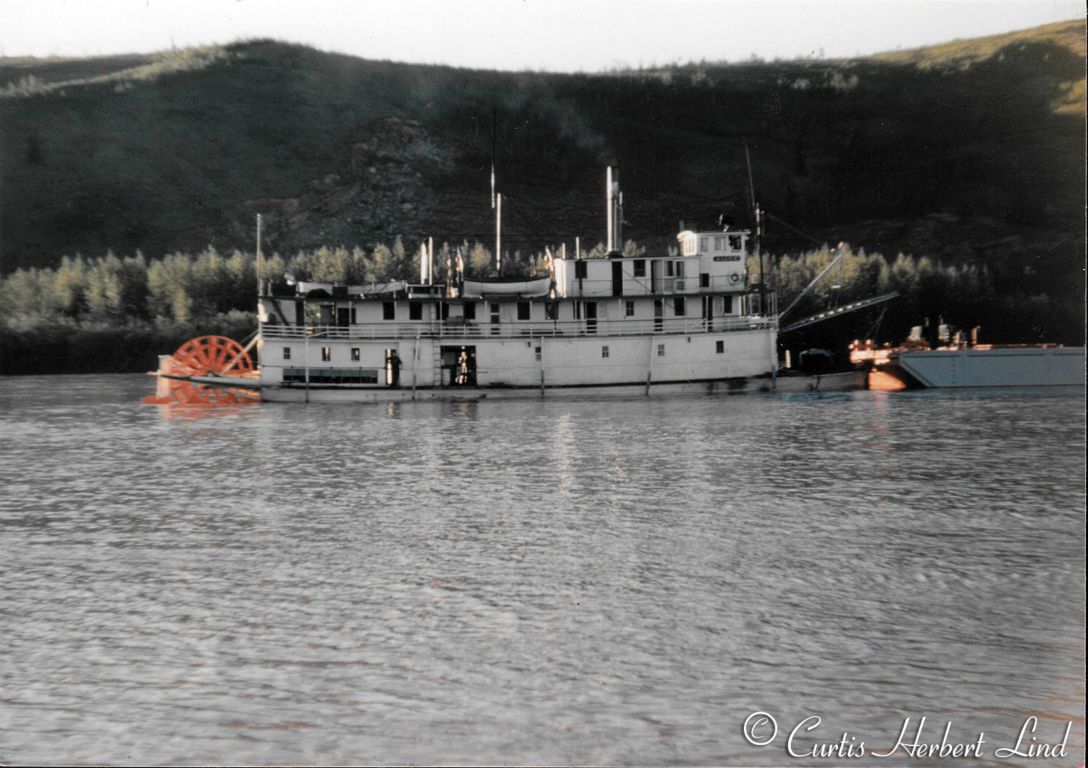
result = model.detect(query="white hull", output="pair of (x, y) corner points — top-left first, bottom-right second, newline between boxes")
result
(258, 372), (860, 403)
(263, 378), (751, 403)
(258, 326), (781, 402)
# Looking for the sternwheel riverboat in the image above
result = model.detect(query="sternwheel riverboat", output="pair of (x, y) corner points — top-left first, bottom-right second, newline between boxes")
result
(150, 168), (787, 404)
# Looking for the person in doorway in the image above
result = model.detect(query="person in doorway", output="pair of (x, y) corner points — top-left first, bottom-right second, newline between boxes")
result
(455, 349), (473, 386)
(389, 351), (402, 387)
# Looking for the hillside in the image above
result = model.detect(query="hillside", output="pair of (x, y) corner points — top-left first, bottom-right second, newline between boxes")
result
(1, 21), (1084, 338)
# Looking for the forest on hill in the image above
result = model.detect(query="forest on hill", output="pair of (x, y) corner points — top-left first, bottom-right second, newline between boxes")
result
(0, 20), (1084, 373)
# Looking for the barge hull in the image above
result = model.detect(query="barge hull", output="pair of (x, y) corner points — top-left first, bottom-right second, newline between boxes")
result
(897, 346), (1085, 388)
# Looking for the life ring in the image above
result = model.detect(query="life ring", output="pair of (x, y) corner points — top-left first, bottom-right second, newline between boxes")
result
(729, 273), (742, 283)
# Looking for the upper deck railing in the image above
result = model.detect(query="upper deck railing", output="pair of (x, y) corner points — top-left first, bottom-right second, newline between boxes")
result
(558, 275), (748, 298)
(262, 315), (777, 341)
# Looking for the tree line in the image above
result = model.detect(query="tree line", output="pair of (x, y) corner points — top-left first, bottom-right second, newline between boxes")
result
(0, 239), (1067, 375)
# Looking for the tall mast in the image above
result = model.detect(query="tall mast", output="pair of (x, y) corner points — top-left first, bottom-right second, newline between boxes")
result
(490, 106), (497, 211)
(745, 144), (766, 313)
(492, 106), (501, 275)
(256, 213), (263, 294)
(495, 193), (502, 276)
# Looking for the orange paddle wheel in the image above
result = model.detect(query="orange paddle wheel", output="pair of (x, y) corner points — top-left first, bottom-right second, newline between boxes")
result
(142, 335), (260, 405)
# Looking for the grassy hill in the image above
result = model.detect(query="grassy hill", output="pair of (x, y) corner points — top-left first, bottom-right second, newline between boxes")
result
(1, 20), (1084, 337)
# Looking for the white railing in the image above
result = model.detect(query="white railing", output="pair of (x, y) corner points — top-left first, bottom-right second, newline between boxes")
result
(559, 276), (746, 297)
(261, 315), (776, 341)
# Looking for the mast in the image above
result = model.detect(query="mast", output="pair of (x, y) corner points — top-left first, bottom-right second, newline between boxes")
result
(492, 106), (501, 275)
(496, 193), (502, 276)
(745, 144), (766, 314)
(255, 213), (263, 294)
(491, 106), (497, 211)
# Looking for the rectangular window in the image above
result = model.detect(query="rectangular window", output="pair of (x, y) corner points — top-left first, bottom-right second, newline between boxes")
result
(440, 302), (449, 320)
(383, 301), (395, 320)
(722, 295), (733, 314)
(321, 347), (332, 362)
(657, 343), (666, 357)
(674, 297), (686, 316)
(490, 303), (500, 322)
(625, 300), (635, 317)
(700, 273), (710, 288)
(700, 236), (709, 252)
(716, 340), (724, 354)
(666, 261), (674, 278)
(283, 347), (292, 360)
(517, 302), (531, 321)
(728, 235), (742, 251)
(535, 346), (542, 361)
(601, 345), (609, 358)
(575, 261), (588, 279)
(351, 348), (361, 361)
(409, 302), (422, 320)
(633, 259), (646, 277)
(675, 261), (685, 278)
(464, 302), (476, 320)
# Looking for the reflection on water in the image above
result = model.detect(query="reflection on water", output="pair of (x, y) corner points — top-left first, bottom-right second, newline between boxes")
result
(0, 375), (1084, 765)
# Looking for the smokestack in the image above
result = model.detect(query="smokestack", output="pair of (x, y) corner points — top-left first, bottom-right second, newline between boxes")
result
(428, 236), (434, 286)
(606, 167), (622, 254)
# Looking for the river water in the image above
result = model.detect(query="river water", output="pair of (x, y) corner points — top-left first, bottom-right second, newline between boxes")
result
(0, 375), (1083, 766)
